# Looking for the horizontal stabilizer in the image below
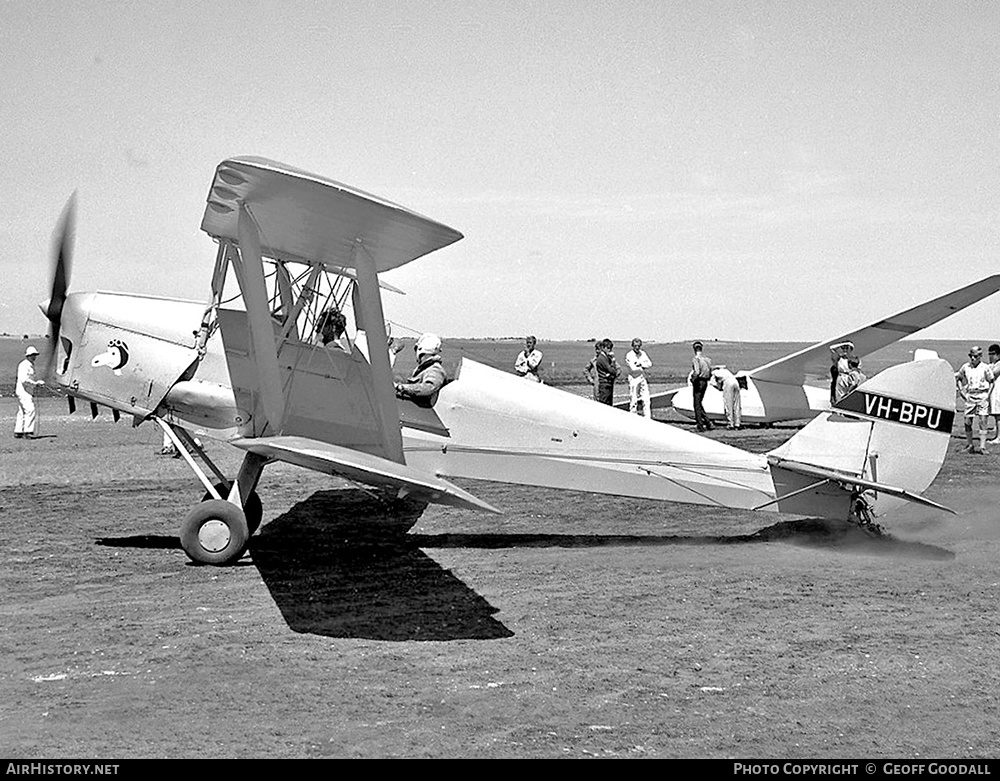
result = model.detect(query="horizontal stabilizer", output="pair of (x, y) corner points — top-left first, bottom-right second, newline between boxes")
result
(767, 456), (954, 514)
(231, 435), (500, 514)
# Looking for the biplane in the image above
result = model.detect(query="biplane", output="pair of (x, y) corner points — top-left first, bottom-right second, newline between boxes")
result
(632, 275), (1000, 424)
(41, 157), (957, 566)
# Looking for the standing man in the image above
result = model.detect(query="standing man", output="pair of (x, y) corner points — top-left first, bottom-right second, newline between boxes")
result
(987, 344), (1000, 444)
(595, 339), (621, 405)
(514, 335), (543, 382)
(625, 338), (653, 417)
(834, 356), (866, 402)
(956, 345), (994, 454)
(14, 346), (44, 439)
(829, 341), (855, 405)
(710, 365), (742, 430)
(689, 341), (713, 431)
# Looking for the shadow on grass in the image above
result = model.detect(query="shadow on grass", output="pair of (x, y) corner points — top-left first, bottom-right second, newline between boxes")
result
(250, 489), (514, 642)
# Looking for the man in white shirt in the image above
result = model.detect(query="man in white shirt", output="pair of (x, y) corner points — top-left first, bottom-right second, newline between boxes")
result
(625, 338), (653, 417)
(514, 335), (543, 383)
(956, 345), (994, 454)
(14, 346), (44, 439)
(829, 340), (855, 405)
(710, 365), (742, 429)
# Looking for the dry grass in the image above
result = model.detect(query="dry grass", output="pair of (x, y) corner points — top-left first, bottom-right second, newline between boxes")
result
(1, 398), (998, 759)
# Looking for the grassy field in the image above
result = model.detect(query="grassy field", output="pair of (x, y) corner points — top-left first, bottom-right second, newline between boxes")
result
(1, 339), (998, 758)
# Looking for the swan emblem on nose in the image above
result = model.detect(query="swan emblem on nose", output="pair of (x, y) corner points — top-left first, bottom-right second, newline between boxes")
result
(91, 338), (130, 376)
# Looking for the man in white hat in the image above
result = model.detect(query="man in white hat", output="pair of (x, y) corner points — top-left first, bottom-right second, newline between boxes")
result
(14, 346), (44, 439)
(394, 333), (446, 407)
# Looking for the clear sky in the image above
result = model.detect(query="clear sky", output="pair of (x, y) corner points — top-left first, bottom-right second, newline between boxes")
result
(2, 0), (997, 342)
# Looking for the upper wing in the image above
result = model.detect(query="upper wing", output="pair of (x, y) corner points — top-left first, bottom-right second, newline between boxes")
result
(200, 156), (463, 273)
(231, 435), (500, 514)
(750, 275), (1000, 385)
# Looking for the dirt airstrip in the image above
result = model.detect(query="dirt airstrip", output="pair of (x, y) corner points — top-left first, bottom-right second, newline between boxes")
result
(1, 397), (998, 759)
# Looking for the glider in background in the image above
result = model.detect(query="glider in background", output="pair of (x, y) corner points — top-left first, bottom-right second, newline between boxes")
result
(635, 275), (1000, 425)
(40, 157), (956, 566)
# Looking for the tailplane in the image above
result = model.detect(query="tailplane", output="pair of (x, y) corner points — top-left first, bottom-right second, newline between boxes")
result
(764, 358), (955, 521)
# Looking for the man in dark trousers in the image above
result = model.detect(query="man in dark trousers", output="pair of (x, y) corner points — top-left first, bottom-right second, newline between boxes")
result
(594, 339), (621, 405)
(689, 341), (713, 431)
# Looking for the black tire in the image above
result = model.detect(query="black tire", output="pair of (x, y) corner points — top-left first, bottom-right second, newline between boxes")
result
(202, 482), (263, 535)
(180, 499), (249, 566)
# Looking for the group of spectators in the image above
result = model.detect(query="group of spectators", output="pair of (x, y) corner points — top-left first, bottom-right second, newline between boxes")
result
(511, 335), (655, 416)
(513, 336), (744, 430)
(578, 338), (654, 417)
(955, 344), (1000, 454)
(687, 340), (742, 431)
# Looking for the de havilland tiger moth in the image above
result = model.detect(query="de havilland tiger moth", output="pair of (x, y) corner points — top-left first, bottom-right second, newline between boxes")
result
(39, 157), (958, 566)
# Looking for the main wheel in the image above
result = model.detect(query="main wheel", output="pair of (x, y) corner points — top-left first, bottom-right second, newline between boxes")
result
(202, 482), (263, 535)
(180, 499), (250, 565)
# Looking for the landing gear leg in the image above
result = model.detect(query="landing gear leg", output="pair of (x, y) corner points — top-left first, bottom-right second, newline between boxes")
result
(202, 482), (263, 535)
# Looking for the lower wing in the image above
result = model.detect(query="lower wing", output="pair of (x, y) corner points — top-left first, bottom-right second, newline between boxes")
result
(231, 435), (500, 514)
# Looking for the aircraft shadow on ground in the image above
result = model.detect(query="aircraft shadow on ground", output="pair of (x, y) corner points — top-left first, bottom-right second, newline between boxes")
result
(95, 492), (512, 642)
(250, 490), (513, 641)
(252, 492), (953, 639)
(96, 491), (953, 641)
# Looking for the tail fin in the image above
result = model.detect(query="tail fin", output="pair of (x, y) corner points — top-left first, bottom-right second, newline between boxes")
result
(765, 358), (955, 519)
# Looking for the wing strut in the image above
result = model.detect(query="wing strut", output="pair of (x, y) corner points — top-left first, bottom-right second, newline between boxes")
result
(274, 261), (295, 335)
(235, 205), (286, 433)
(352, 239), (405, 463)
